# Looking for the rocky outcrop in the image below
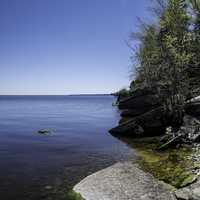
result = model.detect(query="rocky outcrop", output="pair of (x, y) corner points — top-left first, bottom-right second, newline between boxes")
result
(110, 87), (200, 139)
(73, 162), (176, 200)
(118, 88), (160, 111)
(110, 106), (165, 136)
(106, 90), (200, 200)
(110, 87), (165, 137)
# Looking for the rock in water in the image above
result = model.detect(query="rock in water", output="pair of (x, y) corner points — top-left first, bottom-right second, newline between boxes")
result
(73, 162), (176, 200)
(37, 129), (52, 135)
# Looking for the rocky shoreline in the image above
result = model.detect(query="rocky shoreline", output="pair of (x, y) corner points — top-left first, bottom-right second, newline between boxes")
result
(73, 145), (200, 200)
(72, 87), (200, 200)
(110, 87), (200, 144)
(73, 161), (176, 200)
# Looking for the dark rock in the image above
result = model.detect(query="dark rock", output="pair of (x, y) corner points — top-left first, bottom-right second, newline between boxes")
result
(118, 88), (160, 110)
(110, 120), (144, 136)
(121, 109), (151, 118)
(119, 117), (133, 125)
(110, 87), (165, 137)
(109, 107), (165, 137)
(185, 101), (200, 117)
(119, 94), (160, 111)
(37, 129), (52, 135)
(111, 88), (200, 139)
(192, 133), (200, 143)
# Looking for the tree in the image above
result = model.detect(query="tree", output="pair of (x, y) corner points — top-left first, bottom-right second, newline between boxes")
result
(158, 0), (191, 128)
(187, 0), (200, 92)
(131, 0), (193, 130)
(131, 23), (162, 89)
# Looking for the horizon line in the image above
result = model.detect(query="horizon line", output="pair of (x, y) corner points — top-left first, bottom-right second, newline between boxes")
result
(0, 93), (112, 96)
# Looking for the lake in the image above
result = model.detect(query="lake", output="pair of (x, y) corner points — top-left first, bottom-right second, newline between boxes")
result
(0, 95), (134, 200)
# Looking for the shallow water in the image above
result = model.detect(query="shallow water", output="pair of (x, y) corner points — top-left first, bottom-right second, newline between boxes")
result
(0, 95), (134, 200)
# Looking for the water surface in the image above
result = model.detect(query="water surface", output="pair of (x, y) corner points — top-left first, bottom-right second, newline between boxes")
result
(0, 95), (134, 200)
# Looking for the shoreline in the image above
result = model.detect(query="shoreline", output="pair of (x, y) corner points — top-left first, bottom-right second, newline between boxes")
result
(73, 161), (176, 200)
(72, 136), (200, 200)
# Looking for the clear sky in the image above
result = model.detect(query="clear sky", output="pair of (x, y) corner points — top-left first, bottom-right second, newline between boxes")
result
(0, 0), (153, 95)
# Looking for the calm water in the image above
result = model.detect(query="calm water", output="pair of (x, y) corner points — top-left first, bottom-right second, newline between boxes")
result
(0, 95), (134, 200)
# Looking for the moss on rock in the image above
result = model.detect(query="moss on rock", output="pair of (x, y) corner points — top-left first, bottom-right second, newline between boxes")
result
(65, 190), (85, 200)
(126, 137), (199, 188)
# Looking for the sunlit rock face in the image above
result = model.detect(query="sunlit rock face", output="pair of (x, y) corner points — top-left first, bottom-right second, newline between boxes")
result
(73, 162), (176, 200)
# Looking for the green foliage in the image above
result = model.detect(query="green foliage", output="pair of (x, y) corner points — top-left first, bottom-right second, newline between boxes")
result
(187, 0), (200, 91)
(158, 0), (191, 127)
(65, 190), (85, 200)
(134, 24), (162, 88)
(130, 0), (200, 128)
(115, 88), (130, 98)
(188, 0), (200, 12)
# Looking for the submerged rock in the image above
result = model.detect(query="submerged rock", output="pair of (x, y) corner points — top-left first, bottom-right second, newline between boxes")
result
(73, 162), (176, 200)
(37, 129), (52, 135)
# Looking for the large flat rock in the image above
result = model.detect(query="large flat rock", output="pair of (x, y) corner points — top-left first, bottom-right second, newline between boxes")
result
(73, 162), (176, 200)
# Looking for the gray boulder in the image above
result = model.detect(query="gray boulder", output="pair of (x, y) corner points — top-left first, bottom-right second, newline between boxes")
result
(74, 162), (176, 200)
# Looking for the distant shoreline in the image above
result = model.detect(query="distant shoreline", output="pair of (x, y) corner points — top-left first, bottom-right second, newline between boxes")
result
(0, 94), (112, 96)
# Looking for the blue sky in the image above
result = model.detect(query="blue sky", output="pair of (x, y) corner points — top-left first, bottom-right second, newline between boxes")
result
(0, 0), (152, 95)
